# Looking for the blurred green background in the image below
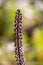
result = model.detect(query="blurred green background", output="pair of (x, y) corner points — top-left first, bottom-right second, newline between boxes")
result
(0, 0), (43, 65)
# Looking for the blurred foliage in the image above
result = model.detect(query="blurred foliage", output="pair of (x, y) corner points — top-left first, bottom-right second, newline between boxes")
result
(0, 0), (43, 65)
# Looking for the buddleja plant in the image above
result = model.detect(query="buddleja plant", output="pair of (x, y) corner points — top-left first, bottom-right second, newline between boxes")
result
(14, 9), (25, 65)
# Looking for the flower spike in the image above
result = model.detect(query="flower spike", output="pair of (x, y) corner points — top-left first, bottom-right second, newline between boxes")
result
(14, 9), (25, 65)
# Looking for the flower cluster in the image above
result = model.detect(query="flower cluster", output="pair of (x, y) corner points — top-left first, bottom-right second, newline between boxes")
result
(14, 9), (25, 65)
